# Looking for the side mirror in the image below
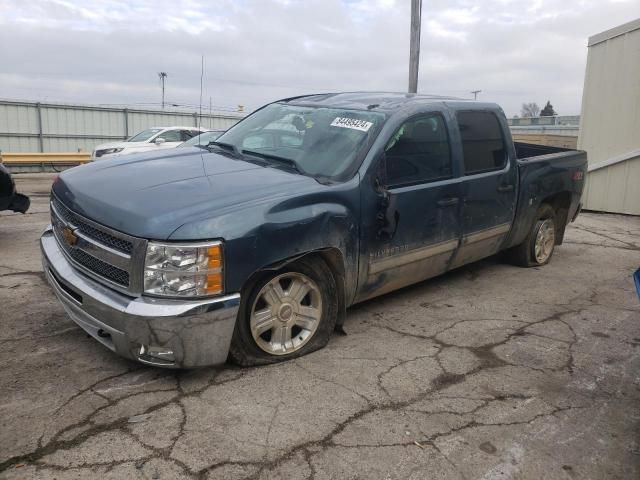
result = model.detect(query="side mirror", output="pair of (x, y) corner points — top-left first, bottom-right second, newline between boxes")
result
(154, 137), (166, 145)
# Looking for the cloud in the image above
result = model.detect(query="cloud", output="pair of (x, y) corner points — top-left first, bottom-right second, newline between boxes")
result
(0, 0), (638, 116)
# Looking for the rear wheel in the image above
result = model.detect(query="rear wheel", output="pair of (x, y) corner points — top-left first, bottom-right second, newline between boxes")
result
(533, 218), (556, 264)
(507, 204), (557, 267)
(229, 256), (338, 366)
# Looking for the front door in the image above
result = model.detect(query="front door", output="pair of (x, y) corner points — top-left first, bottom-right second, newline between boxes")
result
(357, 112), (462, 302)
(449, 110), (517, 269)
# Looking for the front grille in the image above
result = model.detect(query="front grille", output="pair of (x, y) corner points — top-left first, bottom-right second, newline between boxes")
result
(52, 197), (133, 254)
(50, 195), (144, 293)
(64, 244), (130, 286)
(52, 217), (130, 287)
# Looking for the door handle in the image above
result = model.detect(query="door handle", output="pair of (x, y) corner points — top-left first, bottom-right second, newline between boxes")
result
(497, 184), (514, 193)
(437, 197), (459, 207)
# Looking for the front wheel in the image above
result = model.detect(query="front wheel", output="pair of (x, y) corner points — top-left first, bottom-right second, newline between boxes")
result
(229, 256), (338, 366)
(507, 204), (557, 267)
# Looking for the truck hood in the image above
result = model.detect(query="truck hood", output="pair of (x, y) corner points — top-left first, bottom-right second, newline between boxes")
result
(53, 148), (320, 240)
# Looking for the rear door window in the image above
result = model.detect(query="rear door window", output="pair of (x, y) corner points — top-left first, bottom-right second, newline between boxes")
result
(457, 112), (507, 175)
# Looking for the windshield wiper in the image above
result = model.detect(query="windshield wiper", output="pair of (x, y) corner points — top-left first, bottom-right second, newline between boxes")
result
(209, 141), (242, 157)
(241, 150), (307, 175)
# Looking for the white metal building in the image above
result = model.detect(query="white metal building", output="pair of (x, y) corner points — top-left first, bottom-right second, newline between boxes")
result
(578, 18), (640, 215)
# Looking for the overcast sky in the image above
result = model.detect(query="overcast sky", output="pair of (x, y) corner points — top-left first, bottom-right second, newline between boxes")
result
(0, 0), (638, 116)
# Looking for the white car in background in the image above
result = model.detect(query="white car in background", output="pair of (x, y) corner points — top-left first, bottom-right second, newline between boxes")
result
(92, 126), (207, 160)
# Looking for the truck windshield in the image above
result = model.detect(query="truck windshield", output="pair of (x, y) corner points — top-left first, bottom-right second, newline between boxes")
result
(215, 103), (385, 180)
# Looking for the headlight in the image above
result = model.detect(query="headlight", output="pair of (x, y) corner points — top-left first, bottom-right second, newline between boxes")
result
(143, 241), (223, 297)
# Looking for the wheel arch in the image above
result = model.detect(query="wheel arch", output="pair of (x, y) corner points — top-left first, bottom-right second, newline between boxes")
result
(243, 247), (348, 329)
(539, 191), (572, 244)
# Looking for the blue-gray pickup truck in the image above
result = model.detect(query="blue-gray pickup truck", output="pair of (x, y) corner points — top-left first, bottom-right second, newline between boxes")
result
(41, 92), (587, 368)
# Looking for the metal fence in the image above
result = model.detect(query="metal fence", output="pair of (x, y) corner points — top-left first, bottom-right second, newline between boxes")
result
(507, 115), (580, 127)
(509, 125), (579, 137)
(0, 100), (244, 153)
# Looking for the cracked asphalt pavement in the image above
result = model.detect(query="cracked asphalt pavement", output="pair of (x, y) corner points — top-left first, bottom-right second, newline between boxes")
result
(1, 173), (639, 479)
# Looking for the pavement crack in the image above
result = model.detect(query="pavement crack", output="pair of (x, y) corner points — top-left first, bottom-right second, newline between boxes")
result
(264, 402), (283, 454)
(0, 270), (46, 281)
(0, 326), (78, 344)
(0, 365), (250, 474)
(418, 405), (584, 447)
(295, 362), (373, 406)
(563, 240), (639, 251)
(53, 368), (144, 415)
(569, 225), (640, 250)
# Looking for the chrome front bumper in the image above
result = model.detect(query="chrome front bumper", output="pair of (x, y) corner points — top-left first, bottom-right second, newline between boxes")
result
(41, 228), (240, 368)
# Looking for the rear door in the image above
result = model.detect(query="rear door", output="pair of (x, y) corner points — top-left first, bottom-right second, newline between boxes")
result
(357, 111), (462, 301)
(449, 110), (517, 269)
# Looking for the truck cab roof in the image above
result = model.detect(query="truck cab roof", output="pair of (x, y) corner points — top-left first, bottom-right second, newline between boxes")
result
(280, 91), (497, 114)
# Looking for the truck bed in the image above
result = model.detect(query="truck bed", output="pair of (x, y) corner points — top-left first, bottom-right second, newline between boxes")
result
(514, 141), (574, 160)
(507, 142), (588, 250)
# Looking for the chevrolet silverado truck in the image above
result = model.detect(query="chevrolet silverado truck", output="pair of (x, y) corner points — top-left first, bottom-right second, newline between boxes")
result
(41, 92), (587, 368)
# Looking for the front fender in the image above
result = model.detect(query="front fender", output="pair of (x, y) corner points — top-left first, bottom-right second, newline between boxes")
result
(248, 200), (358, 304)
(169, 176), (361, 305)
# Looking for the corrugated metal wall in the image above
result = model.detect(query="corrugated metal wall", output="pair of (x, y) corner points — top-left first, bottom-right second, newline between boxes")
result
(578, 19), (640, 215)
(0, 100), (243, 153)
(584, 155), (640, 214)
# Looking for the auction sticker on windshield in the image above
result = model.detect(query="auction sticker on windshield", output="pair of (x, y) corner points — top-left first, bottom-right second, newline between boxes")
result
(330, 117), (373, 132)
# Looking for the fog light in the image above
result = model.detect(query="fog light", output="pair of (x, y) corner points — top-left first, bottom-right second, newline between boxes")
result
(138, 344), (175, 364)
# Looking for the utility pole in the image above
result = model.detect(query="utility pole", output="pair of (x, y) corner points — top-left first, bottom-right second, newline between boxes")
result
(158, 72), (168, 109)
(408, 0), (422, 94)
(198, 56), (204, 129)
(471, 90), (482, 100)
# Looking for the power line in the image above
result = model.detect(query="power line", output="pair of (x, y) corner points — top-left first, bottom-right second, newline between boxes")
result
(471, 90), (482, 100)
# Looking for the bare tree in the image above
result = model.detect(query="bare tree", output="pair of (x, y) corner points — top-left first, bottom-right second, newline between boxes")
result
(520, 102), (540, 117)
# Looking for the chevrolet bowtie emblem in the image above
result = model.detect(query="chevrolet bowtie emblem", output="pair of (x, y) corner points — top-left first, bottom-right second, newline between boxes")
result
(62, 226), (78, 246)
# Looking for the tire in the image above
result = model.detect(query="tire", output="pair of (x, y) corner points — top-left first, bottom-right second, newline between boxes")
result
(229, 256), (338, 366)
(507, 204), (557, 267)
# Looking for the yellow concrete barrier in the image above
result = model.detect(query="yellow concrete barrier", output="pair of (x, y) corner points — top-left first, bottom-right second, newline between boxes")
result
(0, 152), (92, 165)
